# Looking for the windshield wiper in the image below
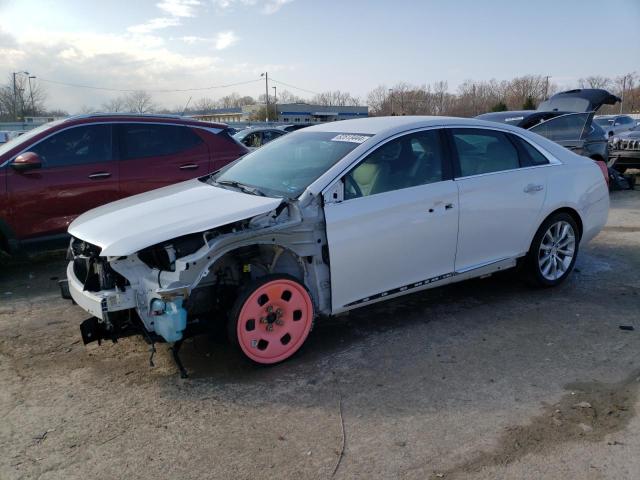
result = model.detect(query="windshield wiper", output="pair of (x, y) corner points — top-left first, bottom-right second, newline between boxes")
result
(215, 179), (266, 196)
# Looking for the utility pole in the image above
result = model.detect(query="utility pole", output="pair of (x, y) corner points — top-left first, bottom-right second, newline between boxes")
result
(12, 71), (30, 121)
(28, 75), (36, 116)
(272, 86), (277, 122)
(620, 76), (626, 114)
(388, 88), (393, 115)
(544, 75), (550, 100)
(261, 72), (269, 122)
(12, 72), (17, 121)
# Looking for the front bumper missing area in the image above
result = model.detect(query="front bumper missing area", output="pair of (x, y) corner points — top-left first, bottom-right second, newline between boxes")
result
(66, 261), (136, 320)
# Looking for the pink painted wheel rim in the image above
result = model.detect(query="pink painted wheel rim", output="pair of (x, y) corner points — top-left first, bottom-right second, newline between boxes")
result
(237, 279), (313, 364)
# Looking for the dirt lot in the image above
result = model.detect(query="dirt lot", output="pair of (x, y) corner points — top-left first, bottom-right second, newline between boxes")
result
(1, 189), (639, 480)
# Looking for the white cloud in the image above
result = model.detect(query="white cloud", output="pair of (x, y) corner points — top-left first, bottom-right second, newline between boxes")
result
(128, 17), (181, 34)
(0, 27), (290, 112)
(157, 0), (202, 18)
(179, 35), (206, 44)
(262, 0), (292, 14)
(214, 31), (238, 50)
(127, 0), (203, 35)
(211, 0), (293, 14)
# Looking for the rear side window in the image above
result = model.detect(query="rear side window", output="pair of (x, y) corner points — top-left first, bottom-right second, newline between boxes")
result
(513, 137), (549, 166)
(262, 130), (284, 143)
(30, 124), (112, 168)
(121, 124), (202, 160)
(529, 113), (589, 142)
(451, 129), (520, 177)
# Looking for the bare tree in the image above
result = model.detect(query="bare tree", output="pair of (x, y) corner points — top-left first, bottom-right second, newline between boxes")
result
(0, 75), (47, 120)
(192, 97), (217, 112)
(101, 96), (127, 113)
(77, 105), (99, 114)
(124, 90), (156, 114)
(367, 85), (390, 115)
(311, 90), (360, 107)
(578, 75), (611, 89)
(276, 89), (305, 104)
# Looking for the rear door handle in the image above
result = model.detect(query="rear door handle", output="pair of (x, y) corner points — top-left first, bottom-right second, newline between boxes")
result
(524, 183), (544, 193)
(88, 172), (111, 179)
(179, 164), (199, 170)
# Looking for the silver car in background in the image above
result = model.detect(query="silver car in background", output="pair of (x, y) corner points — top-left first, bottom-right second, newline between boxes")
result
(594, 115), (636, 137)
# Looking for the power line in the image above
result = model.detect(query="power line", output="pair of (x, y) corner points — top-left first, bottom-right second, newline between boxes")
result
(270, 78), (320, 96)
(36, 77), (263, 93)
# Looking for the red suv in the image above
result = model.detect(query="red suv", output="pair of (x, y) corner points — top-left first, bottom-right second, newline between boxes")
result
(0, 114), (248, 253)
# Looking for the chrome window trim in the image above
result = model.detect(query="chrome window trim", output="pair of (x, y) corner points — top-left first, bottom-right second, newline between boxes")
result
(0, 121), (223, 168)
(319, 123), (561, 197)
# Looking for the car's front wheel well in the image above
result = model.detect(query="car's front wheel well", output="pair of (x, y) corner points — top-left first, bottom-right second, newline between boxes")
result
(214, 244), (306, 284)
(190, 244), (307, 319)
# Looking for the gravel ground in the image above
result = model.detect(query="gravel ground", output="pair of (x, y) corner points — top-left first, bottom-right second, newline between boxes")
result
(1, 189), (639, 480)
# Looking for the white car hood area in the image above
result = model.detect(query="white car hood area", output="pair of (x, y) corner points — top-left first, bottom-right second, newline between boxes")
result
(68, 179), (283, 257)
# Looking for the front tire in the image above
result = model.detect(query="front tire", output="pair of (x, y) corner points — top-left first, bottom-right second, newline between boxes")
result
(524, 213), (580, 287)
(228, 274), (314, 364)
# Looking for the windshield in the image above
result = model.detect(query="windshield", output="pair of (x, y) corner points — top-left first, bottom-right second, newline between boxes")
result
(537, 97), (591, 112)
(0, 120), (66, 158)
(594, 118), (614, 127)
(210, 131), (370, 198)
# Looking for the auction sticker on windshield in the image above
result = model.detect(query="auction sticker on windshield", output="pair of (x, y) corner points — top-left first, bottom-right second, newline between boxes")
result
(331, 134), (371, 143)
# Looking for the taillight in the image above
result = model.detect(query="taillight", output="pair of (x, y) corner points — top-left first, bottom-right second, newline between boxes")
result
(594, 160), (609, 187)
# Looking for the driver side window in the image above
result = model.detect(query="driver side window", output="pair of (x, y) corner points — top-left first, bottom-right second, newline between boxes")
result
(343, 130), (444, 200)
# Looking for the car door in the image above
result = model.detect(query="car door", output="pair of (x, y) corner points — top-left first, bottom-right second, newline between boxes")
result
(449, 128), (549, 272)
(6, 123), (118, 240)
(323, 129), (459, 311)
(118, 123), (210, 197)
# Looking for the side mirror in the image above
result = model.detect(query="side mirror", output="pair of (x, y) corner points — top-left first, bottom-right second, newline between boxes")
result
(11, 152), (42, 172)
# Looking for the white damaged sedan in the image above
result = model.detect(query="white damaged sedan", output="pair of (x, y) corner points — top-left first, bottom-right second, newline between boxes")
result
(64, 116), (609, 374)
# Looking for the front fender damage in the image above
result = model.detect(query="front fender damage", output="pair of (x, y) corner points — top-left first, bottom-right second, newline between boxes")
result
(69, 197), (331, 375)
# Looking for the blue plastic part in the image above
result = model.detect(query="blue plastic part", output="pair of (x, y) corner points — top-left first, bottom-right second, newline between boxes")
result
(153, 297), (187, 343)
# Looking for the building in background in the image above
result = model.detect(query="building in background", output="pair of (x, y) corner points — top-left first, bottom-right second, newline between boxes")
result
(275, 103), (368, 123)
(190, 103), (368, 125)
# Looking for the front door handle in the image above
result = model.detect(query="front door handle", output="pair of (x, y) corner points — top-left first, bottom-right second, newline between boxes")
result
(88, 172), (111, 179)
(179, 164), (199, 170)
(524, 183), (544, 193)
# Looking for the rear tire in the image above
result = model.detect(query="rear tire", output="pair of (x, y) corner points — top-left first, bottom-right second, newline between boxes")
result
(524, 213), (580, 288)
(228, 274), (314, 365)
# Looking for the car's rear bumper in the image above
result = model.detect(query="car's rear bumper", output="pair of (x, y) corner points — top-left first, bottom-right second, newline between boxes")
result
(66, 261), (136, 319)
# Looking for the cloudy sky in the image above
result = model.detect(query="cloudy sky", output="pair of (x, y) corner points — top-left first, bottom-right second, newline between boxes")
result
(1, 0), (639, 113)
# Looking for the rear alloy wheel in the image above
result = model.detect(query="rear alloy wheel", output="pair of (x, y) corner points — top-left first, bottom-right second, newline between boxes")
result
(229, 275), (314, 364)
(525, 213), (579, 287)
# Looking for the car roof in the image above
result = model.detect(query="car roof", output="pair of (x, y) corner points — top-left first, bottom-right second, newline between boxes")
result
(300, 115), (576, 200)
(304, 115), (531, 137)
(61, 113), (228, 130)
